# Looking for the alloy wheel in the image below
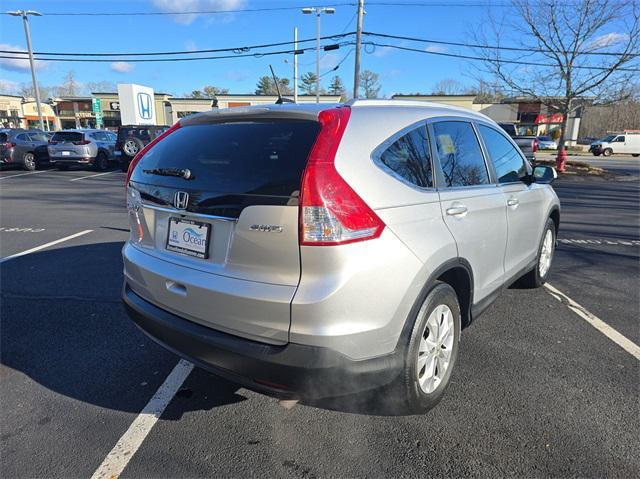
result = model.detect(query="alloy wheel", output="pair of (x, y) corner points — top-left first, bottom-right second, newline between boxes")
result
(417, 304), (455, 394)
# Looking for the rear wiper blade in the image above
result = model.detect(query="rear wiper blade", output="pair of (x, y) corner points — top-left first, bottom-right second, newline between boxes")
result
(142, 168), (193, 180)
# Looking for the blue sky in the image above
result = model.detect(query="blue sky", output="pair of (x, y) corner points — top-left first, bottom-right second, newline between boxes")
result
(0, 0), (633, 98)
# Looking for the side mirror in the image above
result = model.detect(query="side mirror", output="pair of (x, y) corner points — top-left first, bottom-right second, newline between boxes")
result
(533, 165), (557, 184)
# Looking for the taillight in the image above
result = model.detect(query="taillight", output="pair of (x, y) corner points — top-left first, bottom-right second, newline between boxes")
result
(3, 142), (16, 148)
(533, 138), (538, 153)
(49, 140), (58, 145)
(299, 107), (385, 246)
(73, 139), (91, 145)
(125, 121), (181, 188)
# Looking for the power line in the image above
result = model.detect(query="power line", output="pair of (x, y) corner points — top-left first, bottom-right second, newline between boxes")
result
(363, 32), (639, 57)
(30, 3), (357, 16)
(363, 41), (640, 72)
(0, 43), (353, 64)
(0, 33), (355, 57)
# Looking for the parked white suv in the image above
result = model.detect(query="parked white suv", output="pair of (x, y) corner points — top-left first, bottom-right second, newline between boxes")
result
(122, 100), (560, 414)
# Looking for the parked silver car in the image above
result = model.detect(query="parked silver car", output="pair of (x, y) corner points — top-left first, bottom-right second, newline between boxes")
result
(48, 129), (116, 171)
(537, 136), (558, 150)
(0, 129), (50, 171)
(122, 100), (560, 414)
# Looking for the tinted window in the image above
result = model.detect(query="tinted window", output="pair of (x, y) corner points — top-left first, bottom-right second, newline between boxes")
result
(433, 121), (489, 187)
(379, 126), (433, 188)
(52, 132), (83, 142)
(91, 132), (107, 141)
(28, 132), (49, 142)
(16, 134), (28, 141)
(616, 136), (625, 142)
(0, 133), (7, 142)
(538, 136), (551, 141)
(131, 121), (320, 197)
(478, 125), (528, 183)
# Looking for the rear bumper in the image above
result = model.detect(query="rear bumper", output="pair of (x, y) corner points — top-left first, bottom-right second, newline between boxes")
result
(50, 157), (94, 164)
(122, 284), (401, 399)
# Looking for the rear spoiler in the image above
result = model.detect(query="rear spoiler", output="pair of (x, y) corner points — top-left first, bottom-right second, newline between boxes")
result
(180, 106), (331, 126)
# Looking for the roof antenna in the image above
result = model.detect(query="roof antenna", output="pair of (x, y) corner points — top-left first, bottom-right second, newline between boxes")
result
(270, 64), (294, 104)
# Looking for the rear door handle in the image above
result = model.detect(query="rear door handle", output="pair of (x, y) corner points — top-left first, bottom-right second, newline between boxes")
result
(507, 198), (519, 207)
(446, 206), (468, 216)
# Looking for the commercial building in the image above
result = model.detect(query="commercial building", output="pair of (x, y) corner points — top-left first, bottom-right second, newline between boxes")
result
(0, 95), (25, 129)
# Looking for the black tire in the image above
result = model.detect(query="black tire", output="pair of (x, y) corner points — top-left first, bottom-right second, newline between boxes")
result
(94, 151), (109, 171)
(603, 148), (613, 157)
(592, 152), (601, 157)
(519, 218), (556, 288)
(633, 154), (639, 157)
(122, 138), (144, 159)
(23, 152), (37, 171)
(391, 282), (462, 415)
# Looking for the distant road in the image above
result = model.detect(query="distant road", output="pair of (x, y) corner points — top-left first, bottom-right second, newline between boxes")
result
(536, 152), (640, 176)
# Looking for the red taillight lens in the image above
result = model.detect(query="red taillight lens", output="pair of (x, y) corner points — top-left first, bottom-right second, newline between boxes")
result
(73, 139), (91, 145)
(3, 142), (16, 148)
(299, 107), (385, 246)
(49, 140), (58, 145)
(125, 121), (182, 188)
(533, 138), (538, 153)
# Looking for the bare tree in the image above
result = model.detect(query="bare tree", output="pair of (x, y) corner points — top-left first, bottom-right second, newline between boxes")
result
(431, 78), (469, 95)
(359, 70), (381, 98)
(473, 0), (639, 154)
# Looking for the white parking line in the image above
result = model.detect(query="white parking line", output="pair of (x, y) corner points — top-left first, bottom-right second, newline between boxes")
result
(91, 359), (194, 479)
(0, 170), (48, 180)
(69, 171), (118, 182)
(0, 230), (93, 264)
(544, 283), (640, 360)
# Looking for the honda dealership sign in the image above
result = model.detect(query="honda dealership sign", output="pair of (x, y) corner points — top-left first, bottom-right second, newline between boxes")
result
(117, 83), (156, 125)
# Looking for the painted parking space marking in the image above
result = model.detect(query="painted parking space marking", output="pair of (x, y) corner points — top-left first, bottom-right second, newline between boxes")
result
(91, 359), (194, 479)
(0, 230), (93, 264)
(0, 170), (48, 180)
(0, 227), (46, 233)
(558, 238), (640, 246)
(69, 171), (118, 182)
(545, 283), (640, 360)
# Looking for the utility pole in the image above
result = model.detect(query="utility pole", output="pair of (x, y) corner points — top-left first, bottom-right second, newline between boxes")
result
(302, 7), (335, 104)
(353, 0), (364, 99)
(294, 27), (299, 103)
(7, 10), (44, 130)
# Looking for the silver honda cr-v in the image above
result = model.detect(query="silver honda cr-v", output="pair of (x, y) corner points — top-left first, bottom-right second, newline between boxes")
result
(122, 100), (560, 414)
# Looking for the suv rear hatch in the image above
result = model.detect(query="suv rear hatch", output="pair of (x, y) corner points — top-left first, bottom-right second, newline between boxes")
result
(49, 131), (89, 157)
(125, 110), (321, 344)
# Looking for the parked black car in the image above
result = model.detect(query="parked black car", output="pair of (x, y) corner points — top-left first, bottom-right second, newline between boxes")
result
(0, 129), (50, 171)
(115, 125), (170, 170)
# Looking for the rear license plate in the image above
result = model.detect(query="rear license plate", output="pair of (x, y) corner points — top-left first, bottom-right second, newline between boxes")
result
(166, 218), (210, 259)
(61, 151), (71, 156)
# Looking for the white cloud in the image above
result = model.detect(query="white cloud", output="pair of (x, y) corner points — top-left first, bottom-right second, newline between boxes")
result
(320, 53), (340, 70)
(0, 78), (19, 94)
(111, 61), (135, 73)
(587, 32), (628, 49)
(152, 0), (246, 25)
(371, 45), (393, 57)
(0, 43), (47, 72)
(425, 44), (447, 54)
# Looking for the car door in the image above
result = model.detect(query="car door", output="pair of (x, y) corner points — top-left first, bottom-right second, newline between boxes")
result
(430, 119), (508, 304)
(14, 133), (30, 160)
(615, 135), (628, 154)
(476, 122), (545, 279)
(91, 131), (109, 157)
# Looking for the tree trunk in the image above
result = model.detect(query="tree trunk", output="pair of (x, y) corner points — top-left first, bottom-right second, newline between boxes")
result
(557, 98), (572, 153)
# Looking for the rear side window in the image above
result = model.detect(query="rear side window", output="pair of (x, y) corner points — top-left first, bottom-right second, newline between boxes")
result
(0, 133), (7, 142)
(433, 121), (490, 187)
(478, 124), (528, 183)
(16, 133), (28, 141)
(28, 132), (49, 142)
(378, 126), (433, 188)
(131, 121), (320, 197)
(52, 132), (83, 142)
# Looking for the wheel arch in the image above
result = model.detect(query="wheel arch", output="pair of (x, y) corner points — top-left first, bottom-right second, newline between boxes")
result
(395, 258), (474, 352)
(548, 206), (560, 237)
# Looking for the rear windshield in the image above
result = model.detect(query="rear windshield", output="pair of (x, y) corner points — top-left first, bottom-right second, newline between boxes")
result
(52, 132), (83, 142)
(131, 121), (320, 197)
(538, 136), (551, 141)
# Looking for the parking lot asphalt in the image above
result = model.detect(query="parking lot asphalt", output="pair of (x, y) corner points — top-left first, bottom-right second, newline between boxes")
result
(1, 164), (638, 478)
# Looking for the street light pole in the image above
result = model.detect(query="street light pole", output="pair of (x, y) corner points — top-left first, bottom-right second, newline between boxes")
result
(7, 10), (44, 130)
(302, 7), (335, 104)
(294, 27), (299, 103)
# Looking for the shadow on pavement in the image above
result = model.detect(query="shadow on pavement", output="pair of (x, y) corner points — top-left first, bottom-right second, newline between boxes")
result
(0, 241), (245, 419)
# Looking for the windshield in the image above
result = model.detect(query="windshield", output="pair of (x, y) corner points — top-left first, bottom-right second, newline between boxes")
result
(600, 135), (616, 142)
(52, 132), (84, 142)
(538, 136), (552, 141)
